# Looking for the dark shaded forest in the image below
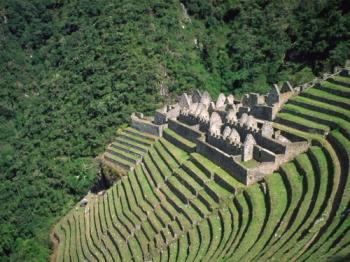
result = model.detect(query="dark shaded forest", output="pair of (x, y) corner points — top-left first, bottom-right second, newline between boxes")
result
(0, 0), (349, 260)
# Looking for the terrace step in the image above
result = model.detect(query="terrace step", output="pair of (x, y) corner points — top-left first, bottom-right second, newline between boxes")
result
(163, 128), (196, 153)
(279, 143), (338, 261)
(106, 147), (139, 164)
(124, 127), (158, 141)
(115, 137), (149, 153)
(281, 104), (350, 140)
(110, 141), (144, 157)
(289, 96), (350, 122)
(298, 131), (350, 261)
(329, 76), (350, 88)
(318, 81), (350, 98)
(275, 112), (330, 135)
(301, 90), (350, 110)
(104, 152), (133, 171)
(119, 132), (154, 147)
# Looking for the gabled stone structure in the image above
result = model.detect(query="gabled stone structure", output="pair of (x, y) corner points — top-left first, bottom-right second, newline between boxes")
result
(130, 84), (312, 185)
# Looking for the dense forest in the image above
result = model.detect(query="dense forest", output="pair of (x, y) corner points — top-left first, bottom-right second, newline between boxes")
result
(0, 0), (349, 260)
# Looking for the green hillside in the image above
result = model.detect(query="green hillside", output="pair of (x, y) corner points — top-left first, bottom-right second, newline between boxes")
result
(54, 74), (350, 261)
(0, 0), (349, 260)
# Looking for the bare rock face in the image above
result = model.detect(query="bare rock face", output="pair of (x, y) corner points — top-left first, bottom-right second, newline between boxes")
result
(216, 93), (226, 109)
(261, 121), (274, 138)
(243, 134), (256, 161)
(227, 128), (241, 144)
(222, 126), (232, 140)
(200, 91), (212, 106)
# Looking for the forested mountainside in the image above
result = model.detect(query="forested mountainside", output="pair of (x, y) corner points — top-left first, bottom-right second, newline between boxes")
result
(0, 0), (349, 260)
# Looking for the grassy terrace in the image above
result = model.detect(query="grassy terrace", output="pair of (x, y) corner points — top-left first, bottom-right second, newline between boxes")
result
(163, 128), (196, 152)
(282, 104), (350, 139)
(306, 87), (350, 104)
(290, 96), (350, 122)
(55, 74), (350, 261)
(299, 130), (350, 261)
(276, 112), (330, 134)
(320, 80), (350, 95)
(258, 161), (304, 261)
(265, 153), (317, 259)
(241, 159), (260, 169)
(333, 75), (350, 84)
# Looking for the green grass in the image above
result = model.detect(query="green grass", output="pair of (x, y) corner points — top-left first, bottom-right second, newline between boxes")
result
(332, 75), (350, 84)
(291, 96), (350, 120)
(321, 80), (350, 93)
(222, 193), (250, 259)
(244, 172), (288, 261)
(299, 130), (350, 260)
(277, 112), (330, 132)
(160, 137), (190, 163)
(191, 153), (244, 189)
(125, 127), (158, 141)
(107, 146), (139, 162)
(195, 219), (212, 260)
(241, 159), (260, 168)
(118, 129), (155, 146)
(258, 162), (304, 261)
(305, 87), (350, 104)
(283, 144), (337, 261)
(283, 104), (350, 137)
(264, 154), (315, 259)
(104, 151), (134, 167)
(230, 186), (267, 261)
(55, 90), (350, 261)
(164, 128), (196, 148)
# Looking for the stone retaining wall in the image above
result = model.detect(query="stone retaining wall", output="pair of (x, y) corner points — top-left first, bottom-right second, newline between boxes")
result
(196, 139), (248, 184)
(168, 119), (203, 143)
(131, 114), (166, 136)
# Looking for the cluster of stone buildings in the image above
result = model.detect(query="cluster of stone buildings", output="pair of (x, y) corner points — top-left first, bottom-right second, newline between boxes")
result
(131, 81), (312, 185)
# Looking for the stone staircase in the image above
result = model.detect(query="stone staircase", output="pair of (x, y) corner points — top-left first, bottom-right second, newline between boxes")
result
(102, 127), (158, 174)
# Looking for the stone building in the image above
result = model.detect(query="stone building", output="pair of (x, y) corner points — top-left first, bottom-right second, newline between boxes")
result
(130, 82), (312, 185)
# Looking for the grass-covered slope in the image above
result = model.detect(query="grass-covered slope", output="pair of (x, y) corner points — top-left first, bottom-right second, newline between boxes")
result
(54, 74), (350, 261)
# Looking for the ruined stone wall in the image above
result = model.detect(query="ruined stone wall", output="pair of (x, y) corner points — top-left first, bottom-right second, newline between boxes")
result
(247, 162), (277, 184)
(253, 145), (276, 162)
(250, 105), (275, 121)
(168, 119), (203, 143)
(178, 114), (199, 126)
(255, 135), (286, 154)
(154, 111), (167, 125)
(131, 114), (166, 136)
(196, 139), (248, 184)
(207, 135), (242, 156)
(285, 141), (310, 160)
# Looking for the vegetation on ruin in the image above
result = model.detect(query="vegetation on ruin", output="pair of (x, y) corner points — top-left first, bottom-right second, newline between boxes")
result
(0, 0), (349, 260)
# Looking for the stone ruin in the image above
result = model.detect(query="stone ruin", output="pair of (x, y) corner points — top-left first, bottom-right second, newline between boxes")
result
(130, 82), (311, 185)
